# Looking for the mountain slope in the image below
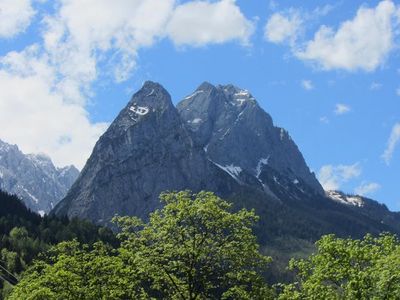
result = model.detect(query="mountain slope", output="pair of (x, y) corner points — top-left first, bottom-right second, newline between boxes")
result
(0, 140), (79, 214)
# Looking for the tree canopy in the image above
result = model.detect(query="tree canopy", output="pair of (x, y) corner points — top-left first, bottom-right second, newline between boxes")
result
(9, 191), (272, 299)
(279, 233), (400, 299)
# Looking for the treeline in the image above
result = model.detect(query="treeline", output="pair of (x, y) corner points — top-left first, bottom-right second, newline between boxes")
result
(1, 190), (400, 299)
(0, 190), (117, 299)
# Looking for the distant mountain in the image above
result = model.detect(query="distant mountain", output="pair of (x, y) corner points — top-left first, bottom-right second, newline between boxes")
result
(53, 81), (400, 248)
(0, 140), (79, 215)
(326, 190), (400, 231)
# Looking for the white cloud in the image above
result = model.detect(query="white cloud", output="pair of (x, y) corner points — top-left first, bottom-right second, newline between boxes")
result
(268, 1), (278, 10)
(370, 82), (383, 90)
(354, 182), (381, 196)
(166, 0), (254, 47)
(43, 0), (176, 83)
(296, 1), (400, 71)
(319, 116), (329, 124)
(396, 87), (400, 96)
(301, 79), (314, 90)
(318, 163), (361, 191)
(334, 103), (351, 115)
(0, 0), (35, 38)
(0, 45), (108, 169)
(382, 123), (400, 165)
(264, 9), (303, 45)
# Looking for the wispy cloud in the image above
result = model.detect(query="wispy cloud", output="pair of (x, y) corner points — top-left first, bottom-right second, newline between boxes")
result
(319, 116), (329, 124)
(301, 79), (314, 90)
(334, 104), (351, 115)
(354, 182), (381, 196)
(370, 82), (383, 90)
(382, 123), (400, 165)
(318, 163), (361, 191)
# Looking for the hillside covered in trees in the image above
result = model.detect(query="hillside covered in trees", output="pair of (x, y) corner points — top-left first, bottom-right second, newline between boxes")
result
(0, 190), (117, 299)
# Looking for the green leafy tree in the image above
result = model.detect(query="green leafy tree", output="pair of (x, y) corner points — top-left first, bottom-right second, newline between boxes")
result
(9, 240), (144, 300)
(115, 191), (272, 299)
(9, 191), (272, 299)
(278, 233), (400, 300)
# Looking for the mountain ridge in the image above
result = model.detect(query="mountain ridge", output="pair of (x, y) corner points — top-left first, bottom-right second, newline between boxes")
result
(0, 139), (79, 214)
(53, 81), (400, 247)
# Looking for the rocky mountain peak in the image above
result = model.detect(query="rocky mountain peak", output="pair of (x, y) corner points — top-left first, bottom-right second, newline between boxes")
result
(26, 153), (56, 172)
(196, 81), (216, 92)
(131, 81), (173, 110)
(177, 83), (323, 194)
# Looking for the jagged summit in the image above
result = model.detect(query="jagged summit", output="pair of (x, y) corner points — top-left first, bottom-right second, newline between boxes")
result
(196, 81), (215, 92)
(133, 81), (174, 109)
(185, 82), (257, 107)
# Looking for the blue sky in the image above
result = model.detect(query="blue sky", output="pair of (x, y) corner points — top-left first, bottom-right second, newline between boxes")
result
(0, 0), (399, 209)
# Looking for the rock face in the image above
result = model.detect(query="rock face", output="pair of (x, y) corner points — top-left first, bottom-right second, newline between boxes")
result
(53, 82), (236, 223)
(177, 82), (324, 195)
(53, 81), (400, 242)
(0, 140), (79, 215)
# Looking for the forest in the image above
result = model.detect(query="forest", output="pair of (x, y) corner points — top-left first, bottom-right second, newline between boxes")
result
(1, 190), (399, 299)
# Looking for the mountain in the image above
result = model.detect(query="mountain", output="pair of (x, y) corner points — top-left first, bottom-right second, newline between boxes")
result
(326, 190), (400, 231)
(0, 140), (79, 215)
(53, 82), (237, 223)
(53, 81), (400, 246)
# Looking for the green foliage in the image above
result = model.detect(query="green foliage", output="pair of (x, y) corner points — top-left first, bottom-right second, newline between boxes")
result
(116, 191), (273, 299)
(0, 190), (117, 299)
(278, 233), (400, 299)
(9, 240), (143, 300)
(5, 189), (400, 299)
(10, 191), (273, 299)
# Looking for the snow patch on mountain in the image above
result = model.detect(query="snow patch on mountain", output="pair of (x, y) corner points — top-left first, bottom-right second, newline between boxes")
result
(130, 105), (149, 116)
(327, 190), (364, 207)
(210, 160), (242, 181)
(189, 118), (202, 124)
(184, 90), (204, 100)
(256, 156), (270, 178)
